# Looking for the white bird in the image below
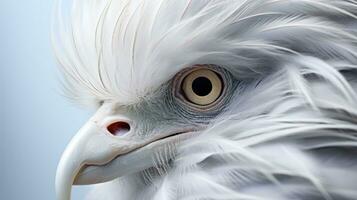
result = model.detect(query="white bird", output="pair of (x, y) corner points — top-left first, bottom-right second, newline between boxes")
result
(53, 0), (357, 199)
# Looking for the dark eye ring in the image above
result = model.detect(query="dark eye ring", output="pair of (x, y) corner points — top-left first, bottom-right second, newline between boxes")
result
(173, 65), (225, 108)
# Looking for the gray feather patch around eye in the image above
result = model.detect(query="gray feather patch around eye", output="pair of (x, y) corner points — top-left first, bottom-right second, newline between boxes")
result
(169, 65), (240, 123)
(125, 65), (241, 138)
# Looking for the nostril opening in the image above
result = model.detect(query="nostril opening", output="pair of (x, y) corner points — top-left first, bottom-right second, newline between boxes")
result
(107, 121), (130, 136)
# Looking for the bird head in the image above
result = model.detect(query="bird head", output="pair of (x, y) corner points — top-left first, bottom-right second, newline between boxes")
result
(56, 63), (238, 199)
(54, 0), (357, 200)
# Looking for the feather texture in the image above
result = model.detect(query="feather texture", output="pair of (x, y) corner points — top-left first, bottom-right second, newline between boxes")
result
(53, 0), (357, 199)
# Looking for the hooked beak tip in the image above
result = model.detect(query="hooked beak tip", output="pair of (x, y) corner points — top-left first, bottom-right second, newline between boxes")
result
(55, 121), (110, 200)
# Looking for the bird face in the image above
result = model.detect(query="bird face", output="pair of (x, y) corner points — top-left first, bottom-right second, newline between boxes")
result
(56, 64), (240, 199)
(54, 0), (357, 199)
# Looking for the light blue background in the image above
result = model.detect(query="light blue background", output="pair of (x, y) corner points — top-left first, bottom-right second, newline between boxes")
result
(0, 1), (92, 199)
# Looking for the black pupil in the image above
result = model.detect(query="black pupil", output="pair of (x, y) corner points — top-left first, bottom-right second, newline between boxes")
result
(192, 77), (212, 96)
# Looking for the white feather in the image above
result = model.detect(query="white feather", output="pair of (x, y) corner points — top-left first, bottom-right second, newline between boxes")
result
(53, 0), (357, 199)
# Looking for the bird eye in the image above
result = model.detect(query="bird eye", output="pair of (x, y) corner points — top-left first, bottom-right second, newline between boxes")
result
(181, 68), (223, 106)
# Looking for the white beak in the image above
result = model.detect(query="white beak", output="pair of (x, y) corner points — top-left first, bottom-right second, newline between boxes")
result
(55, 105), (144, 200)
(55, 104), (192, 200)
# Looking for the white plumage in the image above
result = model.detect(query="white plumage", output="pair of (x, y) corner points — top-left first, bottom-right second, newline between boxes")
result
(54, 0), (357, 200)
